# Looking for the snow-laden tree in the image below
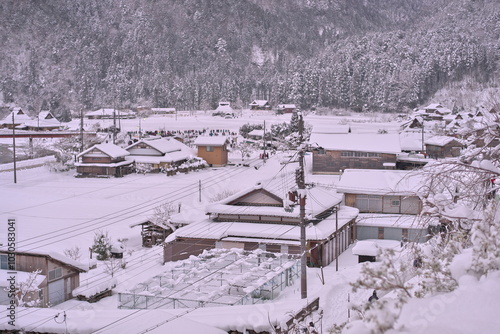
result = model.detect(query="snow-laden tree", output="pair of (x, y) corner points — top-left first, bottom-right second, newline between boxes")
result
(92, 230), (112, 261)
(149, 202), (178, 232)
(15, 269), (42, 307)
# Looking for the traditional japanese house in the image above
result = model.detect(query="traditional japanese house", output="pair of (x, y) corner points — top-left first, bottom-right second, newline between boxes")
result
(164, 177), (359, 267)
(75, 143), (133, 177)
(125, 137), (194, 172)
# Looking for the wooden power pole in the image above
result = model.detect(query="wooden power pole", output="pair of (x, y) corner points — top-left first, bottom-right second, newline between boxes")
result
(297, 111), (307, 299)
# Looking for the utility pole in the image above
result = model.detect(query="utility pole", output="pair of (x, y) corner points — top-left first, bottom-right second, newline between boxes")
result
(335, 207), (339, 272)
(113, 109), (117, 144)
(421, 122), (425, 154)
(199, 180), (202, 202)
(79, 109), (84, 153)
(263, 120), (267, 162)
(12, 112), (17, 184)
(297, 111), (307, 299)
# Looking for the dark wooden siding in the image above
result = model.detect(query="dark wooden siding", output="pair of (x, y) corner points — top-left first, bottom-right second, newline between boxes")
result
(312, 150), (397, 174)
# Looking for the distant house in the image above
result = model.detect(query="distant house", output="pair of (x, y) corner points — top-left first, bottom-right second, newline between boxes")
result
(215, 102), (233, 114)
(0, 249), (88, 307)
(249, 100), (271, 110)
(193, 136), (229, 166)
(21, 110), (62, 131)
(309, 133), (401, 174)
(424, 136), (463, 159)
(151, 108), (176, 115)
(125, 137), (194, 172)
(276, 104), (296, 114)
(75, 143), (133, 177)
(85, 108), (136, 119)
(0, 107), (32, 129)
(163, 179), (359, 267)
(336, 169), (423, 215)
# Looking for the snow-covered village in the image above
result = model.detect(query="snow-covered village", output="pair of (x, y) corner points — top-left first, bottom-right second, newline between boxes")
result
(1, 102), (499, 334)
(0, 1), (499, 333)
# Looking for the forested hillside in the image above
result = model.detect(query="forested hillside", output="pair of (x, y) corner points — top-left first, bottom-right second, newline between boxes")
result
(0, 0), (497, 119)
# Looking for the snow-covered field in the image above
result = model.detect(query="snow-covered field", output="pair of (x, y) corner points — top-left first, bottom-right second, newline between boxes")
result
(1, 112), (499, 333)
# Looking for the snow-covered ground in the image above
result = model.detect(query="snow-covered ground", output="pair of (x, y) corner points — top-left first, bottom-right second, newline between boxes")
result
(1, 112), (498, 333)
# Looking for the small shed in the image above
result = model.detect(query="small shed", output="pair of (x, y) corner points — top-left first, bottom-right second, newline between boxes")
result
(193, 136), (228, 166)
(131, 220), (172, 248)
(352, 239), (401, 263)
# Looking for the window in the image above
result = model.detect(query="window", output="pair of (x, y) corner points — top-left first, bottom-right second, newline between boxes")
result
(206, 146), (214, 152)
(0, 254), (8, 270)
(391, 200), (401, 207)
(356, 195), (383, 212)
(48, 267), (62, 281)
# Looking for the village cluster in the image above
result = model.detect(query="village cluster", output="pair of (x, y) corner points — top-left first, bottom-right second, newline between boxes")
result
(0, 101), (498, 333)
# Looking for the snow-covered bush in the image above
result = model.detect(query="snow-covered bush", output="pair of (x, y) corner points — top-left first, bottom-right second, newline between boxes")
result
(91, 230), (112, 261)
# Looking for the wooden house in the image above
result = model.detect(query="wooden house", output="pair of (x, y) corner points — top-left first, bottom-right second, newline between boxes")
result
(336, 169), (423, 215)
(75, 143), (133, 177)
(163, 179), (359, 268)
(125, 137), (194, 172)
(424, 136), (463, 159)
(249, 100), (271, 110)
(0, 250), (87, 307)
(193, 136), (229, 166)
(276, 104), (296, 114)
(309, 133), (401, 174)
(151, 108), (176, 115)
(336, 169), (433, 243)
(85, 108), (136, 119)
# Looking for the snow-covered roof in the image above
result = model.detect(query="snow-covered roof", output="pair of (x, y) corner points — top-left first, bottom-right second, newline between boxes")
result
(277, 104), (296, 109)
(249, 100), (269, 106)
(77, 143), (130, 159)
(0, 249), (88, 272)
(356, 213), (437, 228)
(166, 205), (359, 243)
(215, 102), (233, 113)
(424, 135), (462, 147)
(399, 131), (424, 151)
(309, 133), (401, 153)
(248, 129), (265, 137)
(0, 307), (227, 334)
(0, 108), (32, 124)
(126, 137), (190, 154)
(311, 124), (350, 134)
(194, 136), (228, 146)
(351, 239), (401, 256)
(206, 184), (343, 219)
(336, 169), (422, 196)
